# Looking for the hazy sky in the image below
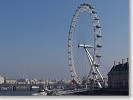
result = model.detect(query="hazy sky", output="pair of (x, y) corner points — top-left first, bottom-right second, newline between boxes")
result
(0, 0), (128, 80)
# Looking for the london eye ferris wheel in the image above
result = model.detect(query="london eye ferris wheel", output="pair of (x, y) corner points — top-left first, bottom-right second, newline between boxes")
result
(68, 3), (105, 88)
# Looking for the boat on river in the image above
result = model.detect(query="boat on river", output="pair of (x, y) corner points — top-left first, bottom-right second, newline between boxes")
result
(32, 89), (47, 96)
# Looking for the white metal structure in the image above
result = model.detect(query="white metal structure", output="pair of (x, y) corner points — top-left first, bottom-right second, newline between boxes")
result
(68, 3), (104, 89)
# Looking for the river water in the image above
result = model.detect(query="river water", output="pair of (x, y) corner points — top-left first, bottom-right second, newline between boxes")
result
(0, 90), (38, 96)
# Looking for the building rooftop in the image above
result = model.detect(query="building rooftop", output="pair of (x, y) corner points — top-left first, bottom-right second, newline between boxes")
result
(110, 62), (129, 72)
(109, 58), (129, 73)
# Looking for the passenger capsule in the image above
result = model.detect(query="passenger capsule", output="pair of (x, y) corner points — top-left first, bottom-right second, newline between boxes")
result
(89, 6), (94, 9)
(94, 63), (100, 67)
(94, 17), (99, 20)
(92, 72), (97, 75)
(96, 54), (101, 58)
(71, 75), (75, 77)
(96, 34), (102, 38)
(70, 70), (73, 72)
(97, 44), (102, 48)
(95, 25), (101, 28)
(92, 10), (97, 14)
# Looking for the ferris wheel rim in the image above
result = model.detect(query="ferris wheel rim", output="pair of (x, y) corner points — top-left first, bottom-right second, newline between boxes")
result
(68, 3), (102, 84)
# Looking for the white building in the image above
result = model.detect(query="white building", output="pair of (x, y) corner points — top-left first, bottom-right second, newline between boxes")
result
(0, 75), (4, 84)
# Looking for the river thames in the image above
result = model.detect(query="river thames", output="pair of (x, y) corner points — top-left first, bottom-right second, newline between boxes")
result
(0, 90), (38, 96)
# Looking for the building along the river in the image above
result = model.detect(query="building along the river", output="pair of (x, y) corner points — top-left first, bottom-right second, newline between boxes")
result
(108, 58), (129, 90)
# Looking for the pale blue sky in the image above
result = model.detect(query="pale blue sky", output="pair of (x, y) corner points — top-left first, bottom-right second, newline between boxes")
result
(0, 0), (128, 79)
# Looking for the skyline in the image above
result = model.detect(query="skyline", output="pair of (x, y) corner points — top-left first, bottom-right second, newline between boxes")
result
(0, 0), (129, 80)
